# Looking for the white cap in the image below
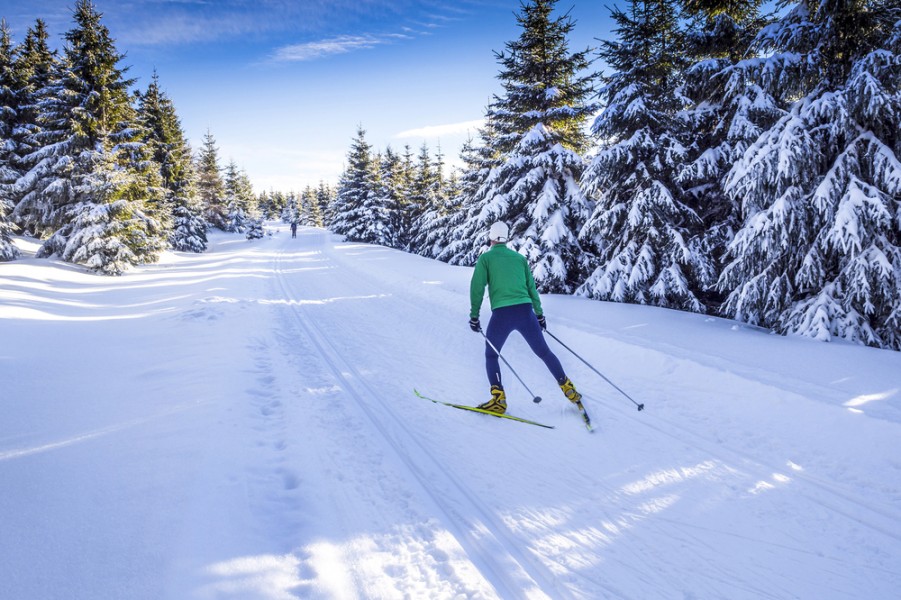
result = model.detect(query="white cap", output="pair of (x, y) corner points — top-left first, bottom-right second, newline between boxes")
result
(488, 221), (509, 243)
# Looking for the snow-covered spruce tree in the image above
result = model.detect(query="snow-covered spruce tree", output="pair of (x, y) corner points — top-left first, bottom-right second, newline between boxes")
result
(267, 190), (287, 221)
(282, 193), (299, 225)
(466, 0), (596, 292)
(256, 190), (269, 220)
(422, 166), (465, 258)
(330, 125), (377, 240)
(339, 146), (392, 245)
(245, 217), (264, 240)
(407, 143), (446, 255)
(306, 186), (324, 227)
(256, 190), (273, 221)
(387, 144), (416, 249)
(363, 146), (402, 247)
(10, 19), (60, 238)
(430, 140), (482, 262)
(0, 196), (15, 260)
(579, 0), (713, 311)
(0, 21), (20, 260)
(298, 185), (315, 225)
(137, 71), (206, 252)
(676, 0), (777, 300)
(438, 121), (505, 266)
(719, 0), (901, 349)
(196, 129), (226, 230)
(223, 160), (255, 233)
(8, 20), (55, 173)
(436, 139), (481, 264)
(315, 181), (333, 227)
(222, 161), (245, 233)
(236, 168), (256, 218)
(32, 1), (166, 274)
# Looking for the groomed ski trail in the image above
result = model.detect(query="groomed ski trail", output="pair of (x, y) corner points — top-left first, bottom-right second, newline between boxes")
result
(270, 230), (590, 599)
(263, 227), (901, 600)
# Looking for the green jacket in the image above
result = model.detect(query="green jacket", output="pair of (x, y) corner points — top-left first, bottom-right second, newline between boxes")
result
(470, 243), (543, 319)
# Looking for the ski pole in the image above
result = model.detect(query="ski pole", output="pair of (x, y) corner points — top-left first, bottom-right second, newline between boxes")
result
(480, 330), (543, 404)
(545, 329), (645, 411)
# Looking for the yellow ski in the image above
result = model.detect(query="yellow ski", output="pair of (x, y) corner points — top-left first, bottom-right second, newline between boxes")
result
(414, 389), (554, 429)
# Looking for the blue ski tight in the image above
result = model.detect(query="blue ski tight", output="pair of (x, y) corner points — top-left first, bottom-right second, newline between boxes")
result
(485, 303), (565, 388)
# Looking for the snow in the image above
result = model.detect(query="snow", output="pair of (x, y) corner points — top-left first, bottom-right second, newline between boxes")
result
(2, 224), (900, 600)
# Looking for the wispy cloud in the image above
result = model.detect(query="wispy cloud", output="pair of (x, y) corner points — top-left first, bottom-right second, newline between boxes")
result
(270, 33), (399, 62)
(394, 119), (485, 139)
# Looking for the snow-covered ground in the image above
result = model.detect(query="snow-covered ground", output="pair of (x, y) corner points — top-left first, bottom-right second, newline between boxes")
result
(2, 224), (900, 600)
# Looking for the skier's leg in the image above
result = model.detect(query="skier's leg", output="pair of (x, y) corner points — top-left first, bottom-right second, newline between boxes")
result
(515, 305), (566, 383)
(484, 306), (515, 388)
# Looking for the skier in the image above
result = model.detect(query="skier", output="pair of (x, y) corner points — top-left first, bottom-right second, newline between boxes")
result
(469, 221), (582, 414)
(290, 221), (297, 238)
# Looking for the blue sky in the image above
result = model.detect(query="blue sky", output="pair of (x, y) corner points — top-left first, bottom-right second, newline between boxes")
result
(1, 1), (616, 192)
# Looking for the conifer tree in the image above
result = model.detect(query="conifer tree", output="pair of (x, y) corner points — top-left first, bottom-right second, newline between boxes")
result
(236, 168), (256, 218)
(412, 144), (459, 257)
(223, 161), (244, 232)
(406, 143), (441, 254)
(196, 129), (226, 230)
(346, 148), (388, 244)
(438, 121), (505, 266)
(579, 0), (713, 310)
(222, 160), (254, 233)
(458, 0), (596, 292)
(299, 185), (314, 225)
(256, 191), (270, 219)
(245, 216), (264, 239)
(0, 197), (14, 260)
(389, 144), (416, 249)
(331, 125), (376, 240)
(0, 21), (19, 260)
(719, 0), (901, 349)
(137, 71), (206, 252)
(369, 147), (404, 248)
(267, 190), (287, 221)
(676, 0), (776, 298)
(282, 193), (299, 225)
(32, 1), (166, 273)
(10, 19), (61, 238)
(8, 20), (55, 176)
(435, 137), (488, 264)
(351, 146), (395, 246)
(304, 184), (324, 227)
(315, 181), (332, 227)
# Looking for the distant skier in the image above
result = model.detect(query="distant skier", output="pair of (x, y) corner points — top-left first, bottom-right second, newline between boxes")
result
(290, 221), (297, 238)
(469, 221), (581, 414)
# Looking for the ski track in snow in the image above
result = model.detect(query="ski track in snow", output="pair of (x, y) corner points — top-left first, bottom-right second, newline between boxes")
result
(263, 229), (901, 599)
(1, 225), (900, 600)
(270, 234), (564, 599)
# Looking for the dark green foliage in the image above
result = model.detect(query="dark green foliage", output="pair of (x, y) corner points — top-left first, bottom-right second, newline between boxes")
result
(196, 129), (226, 231)
(29, 0), (167, 273)
(579, 0), (713, 309)
(137, 72), (206, 252)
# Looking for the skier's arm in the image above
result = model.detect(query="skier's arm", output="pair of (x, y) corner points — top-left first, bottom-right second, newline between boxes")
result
(470, 258), (488, 319)
(525, 262), (542, 317)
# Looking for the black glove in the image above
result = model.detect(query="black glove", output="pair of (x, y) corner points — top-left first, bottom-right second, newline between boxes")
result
(537, 315), (547, 331)
(469, 317), (481, 332)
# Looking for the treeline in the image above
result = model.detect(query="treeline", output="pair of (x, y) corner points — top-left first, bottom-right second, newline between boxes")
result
(330, 132), (457, 252)
(331, 0), (901, 350)
(0, 1), (334, 274)
(1, 0), (898, 350)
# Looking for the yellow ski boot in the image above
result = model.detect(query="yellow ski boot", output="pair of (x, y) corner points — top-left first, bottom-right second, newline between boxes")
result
(477, 385), (507, 414)
(560, 378), (582, 404)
